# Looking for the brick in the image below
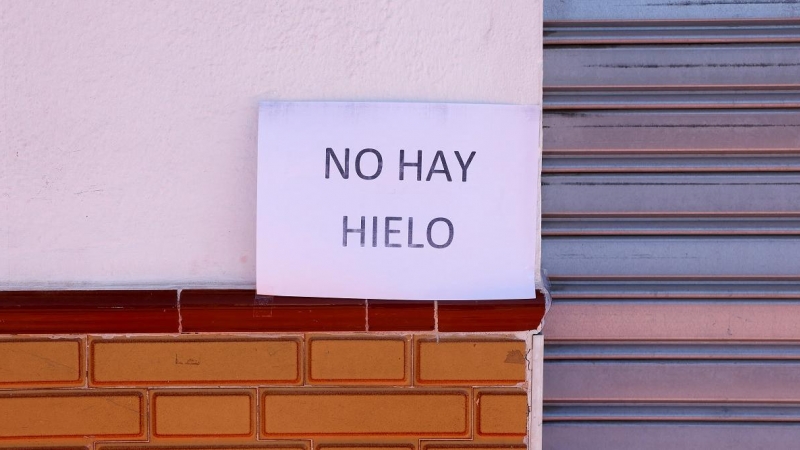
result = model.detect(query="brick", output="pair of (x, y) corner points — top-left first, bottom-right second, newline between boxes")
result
(416, 340), (526, 384)
(0, 447), (89, 450)
(0, 391), (144, 438)
(476, 391), (528, 437)
(90, 337), (300, 386)
(152, 390), (255, 438)
(0, 338), (84, 387)
(98, 446), (307, 450)
(308, 337), (408, 384)
(318, 444), (415, 450)
(261, 389), (469, 437)
(423, 445), (525, 450)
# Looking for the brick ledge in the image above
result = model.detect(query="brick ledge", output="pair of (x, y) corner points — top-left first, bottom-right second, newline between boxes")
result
(0, 290), (547, 334)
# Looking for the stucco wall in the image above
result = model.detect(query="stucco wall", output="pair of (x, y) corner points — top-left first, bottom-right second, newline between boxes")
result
(1, 0), (543, 288)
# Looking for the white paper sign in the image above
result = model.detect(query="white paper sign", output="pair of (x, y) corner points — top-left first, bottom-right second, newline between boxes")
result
(257, 102), (539, 300)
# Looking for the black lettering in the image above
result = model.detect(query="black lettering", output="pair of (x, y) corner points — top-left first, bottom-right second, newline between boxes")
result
(371, 216), (378, 247)
(407, 217), (424, 248)
(399, 150), (423, 181)
(426, 150), (452, 181)
(355, 148), (383, 180)
(384, 216), (401, 248)
(342, 215), (365, 247)
(325, 147), (349, 179)
(454, 151), (476, 182)
(427, 217), (454, 249)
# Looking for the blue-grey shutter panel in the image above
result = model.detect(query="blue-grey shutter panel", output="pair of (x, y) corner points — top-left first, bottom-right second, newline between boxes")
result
(542, 1), (800, 449)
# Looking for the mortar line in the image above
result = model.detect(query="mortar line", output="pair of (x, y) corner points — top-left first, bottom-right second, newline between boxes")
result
(176, 288), (183, 334)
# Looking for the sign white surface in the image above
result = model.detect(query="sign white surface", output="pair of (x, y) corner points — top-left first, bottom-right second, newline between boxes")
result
(257, 102), (539, 300)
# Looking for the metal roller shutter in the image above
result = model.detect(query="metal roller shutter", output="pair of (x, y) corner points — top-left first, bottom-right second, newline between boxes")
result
(541, 1), (800, 448)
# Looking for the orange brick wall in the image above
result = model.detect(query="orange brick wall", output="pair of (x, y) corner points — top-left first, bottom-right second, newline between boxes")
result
(0, 333), (541, 450)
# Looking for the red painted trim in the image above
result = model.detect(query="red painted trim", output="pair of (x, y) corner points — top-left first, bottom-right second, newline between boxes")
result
(438, 294), (547, 332)
(0, 290), (178, 334)
(368, 300), (436, 331)
(0, 289), (545, 333)
(180, 290), (367, 332)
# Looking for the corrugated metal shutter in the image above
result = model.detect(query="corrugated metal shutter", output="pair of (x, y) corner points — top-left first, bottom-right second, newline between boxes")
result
(541, 1), (800, 448)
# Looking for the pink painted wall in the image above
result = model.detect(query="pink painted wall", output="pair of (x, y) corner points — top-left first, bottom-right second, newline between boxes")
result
(0, 1), (542, 288)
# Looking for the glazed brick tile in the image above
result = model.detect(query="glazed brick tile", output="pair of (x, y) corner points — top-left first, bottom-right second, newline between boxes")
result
(316, 442), (415, 450)
(415, 339), (527, 385)
(96, 444), (309, 450)
(436, 295), (546, 332)
(90, 336), (301, 387)
(307, 336), (409, 385)
(180, 290), (366, 332)
(0, 338), (84, 388)
(260, 389), (470, 437)
(421, 444), (526, 450)
(367, 301), (435, 331)
(474, 390), (528, 439)
(0, 390), (145, 440)
(150, 390), (256, 439)
(0, 290), (178, 334)
(0, 447), (89, 450)
(0, 332), (534, 448)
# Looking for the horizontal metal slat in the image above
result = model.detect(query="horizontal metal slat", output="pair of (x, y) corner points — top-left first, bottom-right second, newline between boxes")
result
(543, 109), (800, 172)
(543, 301), (800, 340)
(543, 109), (800, 154)
(543, 213), (800, 235)
(549, 276), (800, 299)
(545, 342), (800, 360)
(545, 21), (800, 45)
(543, 236), (800, 276)
(544, 0), (800, 22)
(544, 155), (800, 173)
(545, 361), (800, 401)
(544, 88), (800, 109)
(543, 173), (800, 213)
(545, 403), (800, 422)
(544, 423), (800, 450)
(545, 44), (800, 88)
